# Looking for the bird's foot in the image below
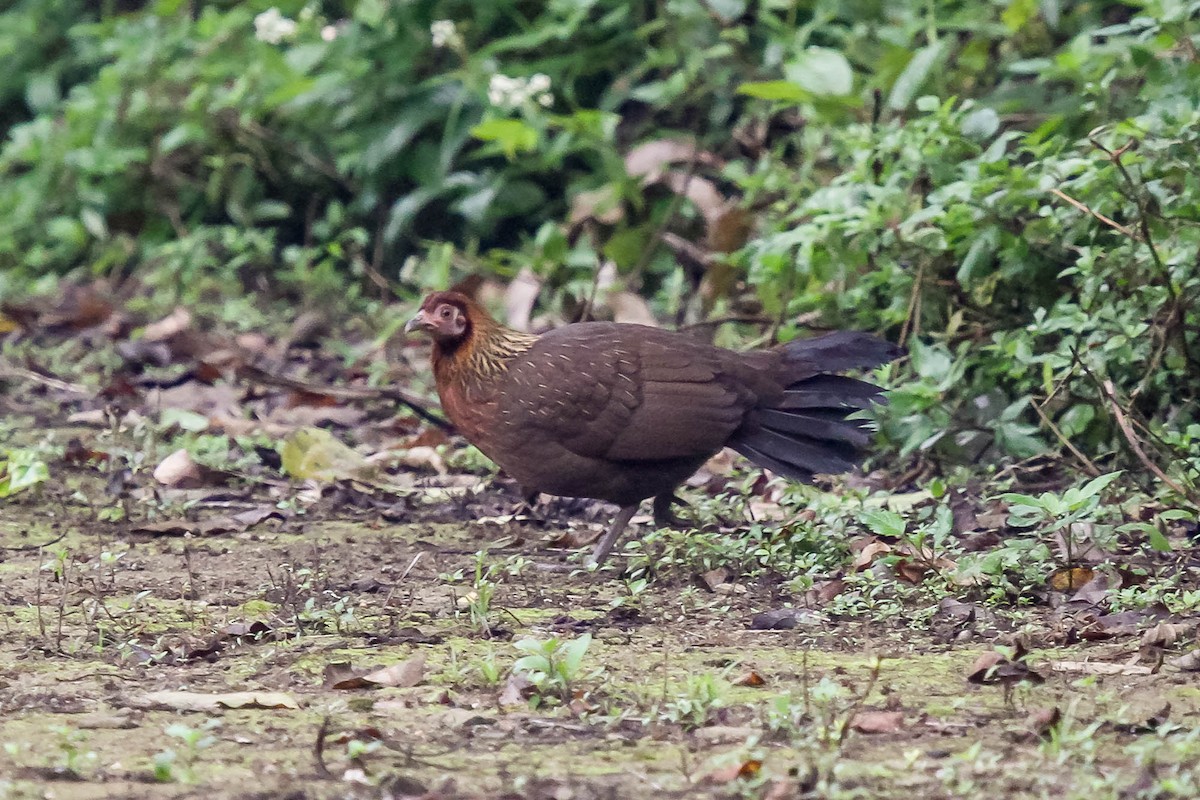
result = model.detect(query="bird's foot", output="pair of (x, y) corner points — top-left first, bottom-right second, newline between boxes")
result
(652, 493), (692, 530)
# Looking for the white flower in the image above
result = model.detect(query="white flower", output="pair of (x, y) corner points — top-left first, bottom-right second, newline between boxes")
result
(430, 19), (459, 49)
(321, 24), (338, 41)
(254, 8), (297, 44)
(488, 74), (521, 107)
(487, 73), (553, 109)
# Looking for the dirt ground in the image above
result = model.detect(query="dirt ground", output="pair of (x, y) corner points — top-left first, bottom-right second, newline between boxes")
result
(1, 291), (1197, 799)
(2, 495), (1198, 800)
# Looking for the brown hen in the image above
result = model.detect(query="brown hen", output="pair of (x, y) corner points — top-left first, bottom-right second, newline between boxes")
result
(406, 290), (902, 565)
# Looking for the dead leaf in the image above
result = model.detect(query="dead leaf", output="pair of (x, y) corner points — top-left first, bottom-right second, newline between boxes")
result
(607, 291), (658, 326)
(850, 710), (905, 734)
(498, 672), (535, 707)
(852, 538), (892, 571)
(1141, 622), (1191, 648)
(129, 517), (244, 536)
(731, 670), (765, 687)
(701, 759), (762, 784)
(806, 578), (847, 605)
(504, 268), (541, 332)
(139, 690), (299, 712)
(749, 608), (821, 630)
(1050, 661), (1154, 676)
(700, 567), (730, 592)
(142, 307), (193, 342)
(323, 657), (426, 690)
(1113, 703), (1170, 734)
(153, 448), (206, 488)
(1168, 649), (1200, 671)
(624, 138), (720, 178)
(967, 650), (1044, 685)
(281, 427), (375, 482)
(568, 185), (623, 226)
(1049, 566), (1095, 592)
(1026, 707), (1061, 738)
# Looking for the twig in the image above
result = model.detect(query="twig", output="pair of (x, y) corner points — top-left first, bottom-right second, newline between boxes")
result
(898, 262), (925, 347)
(0, 359), (89, 395)
(1030, 399), (1101, 477)
(237, 364), (453, 431)
(313, 716), (334, 778)
(1101, 379), (1194, 504)
(1049, 188), (1138, 239)
(0, 531), (68, 552)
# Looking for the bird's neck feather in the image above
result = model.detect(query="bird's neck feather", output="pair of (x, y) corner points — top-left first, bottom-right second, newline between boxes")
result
(432, 316), (537, 388)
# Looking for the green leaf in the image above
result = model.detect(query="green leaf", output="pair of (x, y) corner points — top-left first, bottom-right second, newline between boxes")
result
(1147, 527), (1173, 552)
(887, 43), (945, 111)
(957, 227), (998, 285)
(786, 48), (854, 97)
(960, 107), (1000, 140)
(861, 509), (907, 538)
(1077, 471), (1122, 499)
(737, 81), (812, 103)
(470, 119), (539, 159)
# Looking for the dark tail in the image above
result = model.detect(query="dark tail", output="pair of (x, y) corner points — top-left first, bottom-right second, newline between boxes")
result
(730, 332), (903, 483)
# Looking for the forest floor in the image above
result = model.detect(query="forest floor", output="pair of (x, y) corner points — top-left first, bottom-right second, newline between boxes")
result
(1, 284), (1198, 799)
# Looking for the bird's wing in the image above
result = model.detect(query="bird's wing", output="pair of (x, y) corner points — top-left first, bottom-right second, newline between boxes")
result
(500, 324), (753, 462)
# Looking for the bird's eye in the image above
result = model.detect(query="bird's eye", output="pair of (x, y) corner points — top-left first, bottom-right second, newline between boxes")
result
(440, 307), (452, 318)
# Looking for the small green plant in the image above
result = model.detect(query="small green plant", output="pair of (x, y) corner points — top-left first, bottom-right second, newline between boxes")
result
(153, 721), (218, 783)
(1000, 471), (1123, 566)
(52, 725), (96, 777)
(443, 550), (501, 636)
(657, 672), (731, 729)
(511, 633), (593, 705)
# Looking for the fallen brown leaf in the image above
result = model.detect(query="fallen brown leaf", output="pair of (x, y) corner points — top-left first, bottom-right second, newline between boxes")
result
(1049, 566), (1095, 592)
(323, 656), (426, 690)
(1050, 661), (1154, 676)
(731, 670), (765, 687)
(139, 690), (299, 712)
(850, 710), (905, 734)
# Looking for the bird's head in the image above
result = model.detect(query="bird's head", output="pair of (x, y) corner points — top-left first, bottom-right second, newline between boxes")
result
(405, 291), (474, 345)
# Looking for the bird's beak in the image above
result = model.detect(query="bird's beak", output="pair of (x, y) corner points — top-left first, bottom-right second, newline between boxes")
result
(404, 311), (431, 335)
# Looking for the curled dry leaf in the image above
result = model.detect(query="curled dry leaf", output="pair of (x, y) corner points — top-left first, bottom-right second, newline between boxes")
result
(323, 656), (426, 690)
(852, 538), (892, 571)
(1141, 622), (1191, 648)
(967, 651), (1045, 685)
(1168, 649), (1200, 671)
(701, 758), (762, 785)
(732, 670), (766, 687)
(153, 448), (206, 488)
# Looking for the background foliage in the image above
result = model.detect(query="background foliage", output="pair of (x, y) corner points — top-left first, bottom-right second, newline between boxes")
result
(1, 0), (1197, 492)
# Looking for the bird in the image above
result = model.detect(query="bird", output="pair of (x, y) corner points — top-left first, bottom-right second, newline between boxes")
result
(405, 289), (903, 566)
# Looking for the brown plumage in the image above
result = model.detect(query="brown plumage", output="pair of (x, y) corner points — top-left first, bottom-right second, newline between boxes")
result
(406, 290), (903, 565)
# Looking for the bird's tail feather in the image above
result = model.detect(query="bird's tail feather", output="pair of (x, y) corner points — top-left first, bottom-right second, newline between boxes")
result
(731, 332), (902, 482)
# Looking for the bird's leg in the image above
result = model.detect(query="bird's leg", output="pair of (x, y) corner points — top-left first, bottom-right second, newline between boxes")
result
(652, 492), (691, 529)
(588, 505), (639, 567)
(513, 490), (541, 519)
